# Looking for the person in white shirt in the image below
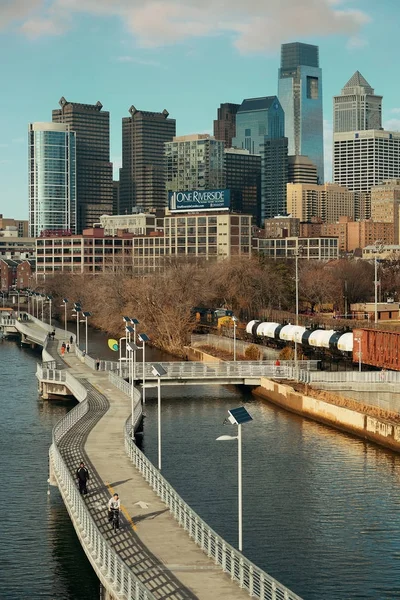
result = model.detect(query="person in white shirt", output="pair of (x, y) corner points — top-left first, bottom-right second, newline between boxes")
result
(108, 493), (121, 523)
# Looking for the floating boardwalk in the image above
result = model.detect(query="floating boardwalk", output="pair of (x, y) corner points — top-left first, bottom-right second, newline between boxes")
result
(12, 314), (304, 600)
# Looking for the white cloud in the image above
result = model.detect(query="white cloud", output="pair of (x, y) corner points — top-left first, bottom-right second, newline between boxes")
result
(0, 0), (371, 53)
(324, 119), (333, 182)
(384, 118), (400, 132)
(346, 36), (367, 49)
(116, 56), (161, 67)
(389, 108), (400, 115)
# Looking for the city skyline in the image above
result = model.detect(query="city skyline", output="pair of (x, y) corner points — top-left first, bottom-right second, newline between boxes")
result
(0, 0), (399, 219)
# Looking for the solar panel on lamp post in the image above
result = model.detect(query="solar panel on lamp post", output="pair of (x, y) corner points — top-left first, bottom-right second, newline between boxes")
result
(151, 363), (167, 470)
(216, 406), (253, 552)
(138, 333), (149, 405)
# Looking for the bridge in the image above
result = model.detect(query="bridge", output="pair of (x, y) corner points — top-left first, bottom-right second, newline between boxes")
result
(12, 314), (304, 600)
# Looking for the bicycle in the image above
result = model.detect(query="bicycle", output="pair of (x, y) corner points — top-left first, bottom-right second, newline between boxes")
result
(110, 507), (120, 531)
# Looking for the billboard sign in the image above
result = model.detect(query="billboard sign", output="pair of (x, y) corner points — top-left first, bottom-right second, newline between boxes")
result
(169, 189), (230, 212)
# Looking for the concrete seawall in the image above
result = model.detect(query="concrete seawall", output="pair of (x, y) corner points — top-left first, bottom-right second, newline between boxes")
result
(254, 378), (400, 453)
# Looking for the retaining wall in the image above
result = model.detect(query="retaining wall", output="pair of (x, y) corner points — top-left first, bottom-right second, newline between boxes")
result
(254, 378), (400, 453)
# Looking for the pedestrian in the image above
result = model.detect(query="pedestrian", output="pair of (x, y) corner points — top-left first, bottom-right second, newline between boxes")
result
(66, 343), (70, 353)
(70, 335), (73, 345)
(76, 461), (90, 495)
(52, 330), (55, 339)
(96, 358), (100, 371)
(61, 345), (65, 356)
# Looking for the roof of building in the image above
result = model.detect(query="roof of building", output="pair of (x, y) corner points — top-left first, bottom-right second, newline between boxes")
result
(343, 71), (373, 93)
(237, 97), (279, 113)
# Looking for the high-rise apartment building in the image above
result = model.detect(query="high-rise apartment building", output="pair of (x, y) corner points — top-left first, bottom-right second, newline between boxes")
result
(224, 148), (261, 224)
(333, 130), (400, 193)
(371, 179), (400, 244)
(112, 181), (120, 216)
(120, 106), (176, 214)
(213, 103), (240, 148)
(232, 97), (284, 154)
(287, 155), (318, 184)
(52, 98), (113, 233)
(261, 137), (288, 220)
(165, 134), (225, 193)
(278, 42), (324, 182)
(287, 183), (355, 223)
(28, 122), (76, 238)
(333, 71), (382, 134)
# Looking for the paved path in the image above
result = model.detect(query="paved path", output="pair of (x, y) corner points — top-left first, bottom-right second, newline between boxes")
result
(58, 349), (253, 600)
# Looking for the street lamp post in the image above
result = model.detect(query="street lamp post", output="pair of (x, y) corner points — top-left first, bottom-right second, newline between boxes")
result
(294, 246), (302, 368)
(232, 316), (238, 362)
(138, 333), (149, 405)
(47, 295), (53, 327)
(61, 298), (68, 338)
(130, 319), (139, 379)
(151, 363), (167, 470)
(127, 342), (140, 432)
(73, 303), (82, 347)
(83, 311), (92, 354)
(216, 407), (253, 552)
(374, 241), (384, 325)
(41, 294), (45, 321)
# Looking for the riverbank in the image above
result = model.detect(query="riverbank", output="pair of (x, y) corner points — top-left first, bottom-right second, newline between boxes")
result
(187, 343), (400, 453)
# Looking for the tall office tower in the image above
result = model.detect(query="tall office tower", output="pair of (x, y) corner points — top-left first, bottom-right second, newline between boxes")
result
(232, 97), (284, 154)
(52, 98), (113, 233)
(165, 134), (225, 192)
(278, 42), (324, 182)
(261, 137), (289, 220)
(371, 180), (400, 244)
(333, 71), (382, 133)
(28, 122), (76, 238)
(112, 181), (120, 215)
(287, 182), (355, 223)
(213, 103), (240, 148)
(224, 148), (262, 224)
(119, 106), (176, 213)
(333, 130), (400, 193)
(287, 155), (318, 184)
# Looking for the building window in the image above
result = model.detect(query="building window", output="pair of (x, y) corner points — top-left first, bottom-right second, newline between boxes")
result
(307, 76), (319, 100)
(245, 129), (251, 137)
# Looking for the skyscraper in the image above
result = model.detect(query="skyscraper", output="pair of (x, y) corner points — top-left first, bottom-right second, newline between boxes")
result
(224, 148), (261, 224)
(213, 103), (240, 148)
(165, 134), (225, 193)
(278, 42), (324, 182)
(261, 137), (289, 220)
(232, 97), (284, 154)
(333, 130), (400, 193)
(52, 98), (113, 233)
(119, 106), (176, 214)
(333, 71), (382, 133)
(28, 122), (76, 238)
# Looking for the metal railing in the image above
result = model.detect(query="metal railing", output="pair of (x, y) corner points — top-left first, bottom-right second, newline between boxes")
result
(108, 372), (143, 431)
(124, 426), (302, 600)
(50, 373), (155, 600)
(36, 363), (66, 383)
(299, 370), (400, 384)
(75, 346), (97, 371)
(15, 320), (48, 345)
(125, 361), (298, 380)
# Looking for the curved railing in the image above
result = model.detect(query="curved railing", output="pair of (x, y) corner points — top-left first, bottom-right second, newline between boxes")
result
(124, 427), (303, 600)
(49, 371), (155, 600)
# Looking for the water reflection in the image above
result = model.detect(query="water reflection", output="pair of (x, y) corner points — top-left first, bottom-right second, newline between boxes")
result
(141, 383), (400, 600)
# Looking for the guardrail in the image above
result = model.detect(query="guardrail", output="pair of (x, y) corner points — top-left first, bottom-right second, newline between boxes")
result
(49, 372), (155, 600)
(36, 363), (66, 383)
(299, 370), (400, 384)
(75, 346), (97, 371)
(124, 426), (302, 600)
(108, 372), (143, 431)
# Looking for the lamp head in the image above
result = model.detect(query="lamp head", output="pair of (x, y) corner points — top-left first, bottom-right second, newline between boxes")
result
(138, 333), (149, 343)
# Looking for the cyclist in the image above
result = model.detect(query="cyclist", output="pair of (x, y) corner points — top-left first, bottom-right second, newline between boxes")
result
(107, 493), (121, 528)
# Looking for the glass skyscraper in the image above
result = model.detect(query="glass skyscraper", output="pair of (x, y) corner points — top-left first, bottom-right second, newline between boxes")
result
(232, 97), (284, 154)
(28, 122), (76, 238)
(278, 42), (324, 183)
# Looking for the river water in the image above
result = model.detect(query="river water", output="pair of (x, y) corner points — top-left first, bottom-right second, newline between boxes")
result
(1, 329), (400, 599)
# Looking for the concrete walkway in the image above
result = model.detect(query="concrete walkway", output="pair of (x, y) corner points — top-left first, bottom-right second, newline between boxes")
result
(60, 350), (253, 600)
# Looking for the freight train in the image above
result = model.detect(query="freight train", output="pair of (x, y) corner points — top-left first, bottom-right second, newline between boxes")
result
(246, 320), (400, 370)
(246, 320), (354, 359)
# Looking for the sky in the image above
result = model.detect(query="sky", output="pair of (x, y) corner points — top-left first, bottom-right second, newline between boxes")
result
(0, 0), (399, 220)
